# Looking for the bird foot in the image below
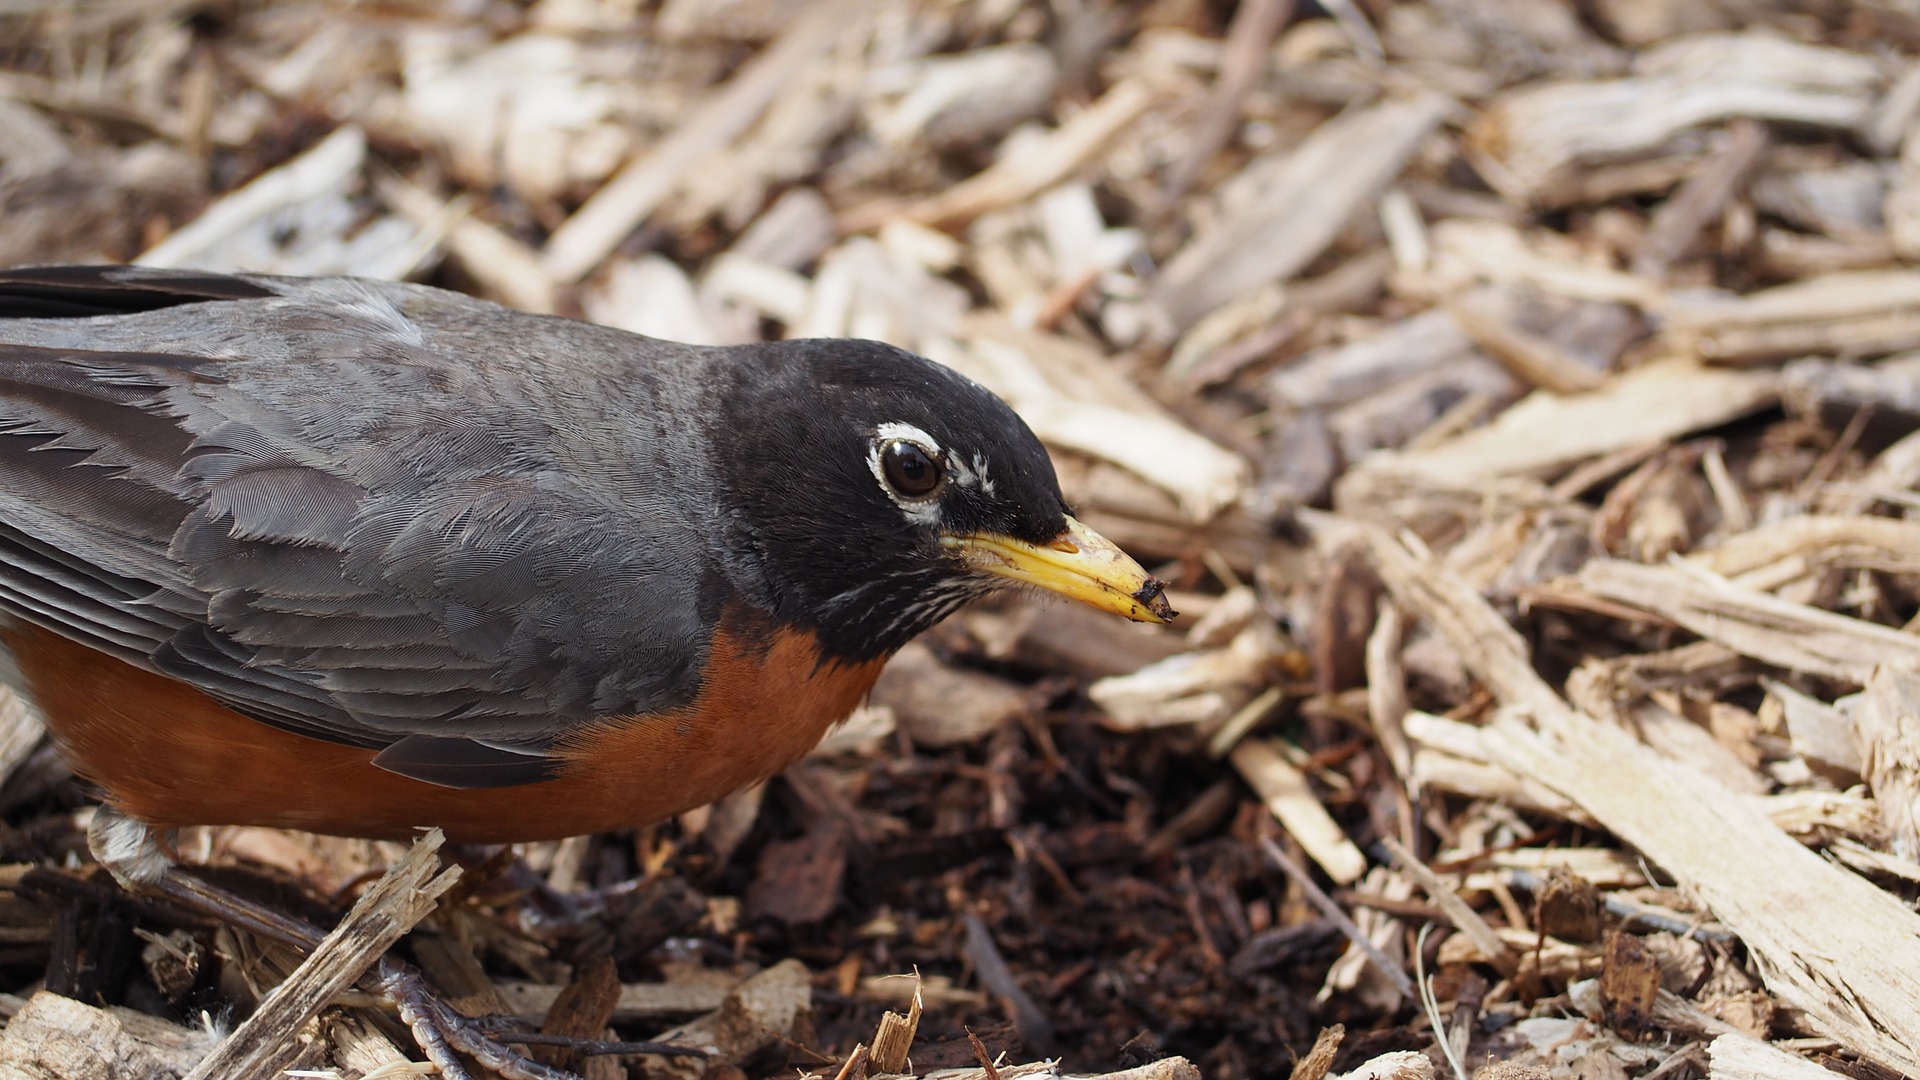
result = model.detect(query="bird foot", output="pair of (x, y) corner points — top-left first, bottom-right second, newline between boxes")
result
(84, 808), (587, 1080)
(374, 959), (598, 1080)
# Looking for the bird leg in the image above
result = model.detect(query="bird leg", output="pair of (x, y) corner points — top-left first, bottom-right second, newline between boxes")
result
(85, 808), (586, 1080)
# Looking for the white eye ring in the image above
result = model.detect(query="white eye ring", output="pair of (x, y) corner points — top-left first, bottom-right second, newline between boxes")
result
(868, 422), (945, 522)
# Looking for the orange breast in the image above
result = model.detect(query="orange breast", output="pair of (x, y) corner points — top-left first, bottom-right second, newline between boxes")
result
(0, 622), (884, 843)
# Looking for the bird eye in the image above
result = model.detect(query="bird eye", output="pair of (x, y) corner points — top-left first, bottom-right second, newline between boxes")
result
(880, 440), (942, 499)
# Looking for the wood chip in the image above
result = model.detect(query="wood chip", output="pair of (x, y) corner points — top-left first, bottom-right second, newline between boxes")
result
(184, 829), (459, 1080)
(1663, 270), (1920, 364)
(138, 125), (422, 277)
(1765, 679), (1863, 781)
(1351, 519), (1920, 1077)
(543, 0), (872, 283)
(840, 78), (1155, 234)
(873, 642), (1026, 747)
(1231, 739), (1367, 884)
(1366, 360), (1777, 484)
(1574, 558), (1920, 684)
(1288, 1025), (1346, 1080)
(0, 992), (216, 1079)
(1381, 837), (1513, 975)
(635, 959), (813, 1080)
(1469, 33), (1880, 201)
(869, 979), (922, 1075)
(1706, 1033), (1838, 1080)
(493, 978), (731, 1022)
(1149, 92), (1452, 334)
(536, 954), (622, 1075)
(1850, 669), (1920, 859)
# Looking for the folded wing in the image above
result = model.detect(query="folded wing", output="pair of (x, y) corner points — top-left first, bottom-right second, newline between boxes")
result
(0, 266), (714, 788)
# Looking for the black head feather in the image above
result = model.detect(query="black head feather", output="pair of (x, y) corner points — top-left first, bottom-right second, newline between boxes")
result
(705, 338), (1070, 661)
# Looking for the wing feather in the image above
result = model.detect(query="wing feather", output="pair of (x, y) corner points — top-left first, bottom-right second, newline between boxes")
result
(0, 266), (722, 788)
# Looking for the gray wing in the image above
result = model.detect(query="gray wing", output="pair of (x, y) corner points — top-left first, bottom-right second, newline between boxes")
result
(0, 266), (723, 788)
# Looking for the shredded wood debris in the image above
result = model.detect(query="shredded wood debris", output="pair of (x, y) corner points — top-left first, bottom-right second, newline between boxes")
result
(4, 1), (1920, 1079)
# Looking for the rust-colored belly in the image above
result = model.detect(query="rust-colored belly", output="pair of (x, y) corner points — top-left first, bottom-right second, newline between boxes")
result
(0, 623), (883, 843)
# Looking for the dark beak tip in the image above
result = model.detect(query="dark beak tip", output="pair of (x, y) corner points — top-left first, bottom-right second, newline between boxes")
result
(1135, 579), (1177, 621)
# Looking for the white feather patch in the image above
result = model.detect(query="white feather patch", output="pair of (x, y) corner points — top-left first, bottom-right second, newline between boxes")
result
(948, 450), (996, 496)
(87, 807), (174, 886)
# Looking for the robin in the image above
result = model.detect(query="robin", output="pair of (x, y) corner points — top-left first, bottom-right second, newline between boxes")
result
(0, 264), (1174, 852)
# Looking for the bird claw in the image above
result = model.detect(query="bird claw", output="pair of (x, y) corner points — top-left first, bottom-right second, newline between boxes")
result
(375, 958), (583, 1080)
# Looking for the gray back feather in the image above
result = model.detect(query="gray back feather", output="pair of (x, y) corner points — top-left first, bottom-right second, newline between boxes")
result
(0, 270), (727, 766)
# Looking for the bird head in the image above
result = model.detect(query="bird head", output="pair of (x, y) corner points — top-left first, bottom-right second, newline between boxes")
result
(708, 338), (1174, 661)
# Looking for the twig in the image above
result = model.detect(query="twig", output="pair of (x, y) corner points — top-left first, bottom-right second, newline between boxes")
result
(1795, 404), (1874, 506)
(1160, 0), (1295, 207)
(963, 913), (1056, 1054)
(183, 831), (461, 1080)
(1258, 836), (1413, 999)
(1381, 837), (1514, 976)
(1632, 118), (1771, 279)
(1318, 0), (1384, 66)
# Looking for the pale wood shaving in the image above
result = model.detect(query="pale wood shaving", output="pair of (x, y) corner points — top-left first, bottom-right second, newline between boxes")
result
(1851, 668), (1920, 860)
(0, 993), (217, 1079)
(1706, 1033), (1839, 1080)
(842, 77), (1158, 234)
(1232, 739), (1367, 885)
(1469, 33), (1882, 200)
(543, 0), (872, 283)
(1351, 519), (1920, 1076)
(1574, 558), (1920, 684)
(1148, 91), (1452, 335)
(1365, 360), (1778, 484)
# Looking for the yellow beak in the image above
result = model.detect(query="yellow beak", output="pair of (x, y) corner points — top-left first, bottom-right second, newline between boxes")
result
(940, 515), (1176, 623)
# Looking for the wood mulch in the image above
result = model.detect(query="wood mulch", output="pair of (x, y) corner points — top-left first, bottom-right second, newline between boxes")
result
(2, 1), (1920, 1078)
